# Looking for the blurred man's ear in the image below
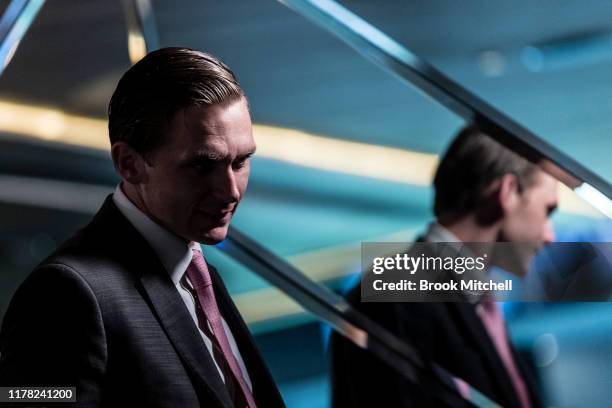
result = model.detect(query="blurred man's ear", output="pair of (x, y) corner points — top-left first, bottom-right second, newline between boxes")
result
(473, 177), (506, 225)
(111, 142), (149, 184)
(498, 173), (520, 215)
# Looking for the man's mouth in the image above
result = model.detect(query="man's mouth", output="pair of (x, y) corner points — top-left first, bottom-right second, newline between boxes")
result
(197, 208), (234, 223)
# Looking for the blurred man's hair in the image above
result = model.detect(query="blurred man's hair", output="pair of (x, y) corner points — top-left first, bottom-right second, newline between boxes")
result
(433, 125), (539, 220)
(108, 47), (245, 155)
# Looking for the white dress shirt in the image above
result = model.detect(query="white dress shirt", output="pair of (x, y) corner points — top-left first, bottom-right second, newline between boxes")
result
(424, 221), (462, 243)
(112, 184), (252, 390)
(424, 221), (493, 307)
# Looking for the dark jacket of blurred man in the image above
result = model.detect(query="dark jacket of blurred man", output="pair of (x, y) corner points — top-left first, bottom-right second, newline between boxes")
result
(0, 48), (285, 408)
(331, 125), (558, 407)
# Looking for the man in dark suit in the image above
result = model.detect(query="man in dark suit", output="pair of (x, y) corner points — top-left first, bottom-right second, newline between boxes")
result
(0, 48), (285, 408)
(331, 126), (559, 407)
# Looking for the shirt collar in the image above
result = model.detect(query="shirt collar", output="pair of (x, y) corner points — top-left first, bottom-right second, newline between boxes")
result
(423, 221), (487, 304)
(112, 184), (202, 285)
(424, 221), (462, 243)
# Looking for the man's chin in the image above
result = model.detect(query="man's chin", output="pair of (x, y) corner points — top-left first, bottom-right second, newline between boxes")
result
(196, 225), (230, 245)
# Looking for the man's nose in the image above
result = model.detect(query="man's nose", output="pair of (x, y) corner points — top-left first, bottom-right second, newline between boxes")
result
(215, 166), (241, 203)
(543, 219), (555, 245)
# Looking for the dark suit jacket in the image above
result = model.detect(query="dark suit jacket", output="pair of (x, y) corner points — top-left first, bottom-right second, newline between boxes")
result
(331, 239), (543, 408)
(0, 196), (285, 408)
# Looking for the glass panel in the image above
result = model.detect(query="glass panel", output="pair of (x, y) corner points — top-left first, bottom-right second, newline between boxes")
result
(0, 1), (610, 407)
(338, 0), (612, 182)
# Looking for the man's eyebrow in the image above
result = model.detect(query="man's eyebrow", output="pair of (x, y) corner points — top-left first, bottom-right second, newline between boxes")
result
(187, 147), (256, 162)
(187, 151), (228, 162)
(239, 148), (257, 158)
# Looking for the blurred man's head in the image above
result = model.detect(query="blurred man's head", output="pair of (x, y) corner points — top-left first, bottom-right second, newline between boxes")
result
(109, 47), (254, 244)
(433, 125), (558, 256)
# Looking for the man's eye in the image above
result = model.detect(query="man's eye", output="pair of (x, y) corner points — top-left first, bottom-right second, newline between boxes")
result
(193, 162), (214, 172)
(234, 157), (249, 169)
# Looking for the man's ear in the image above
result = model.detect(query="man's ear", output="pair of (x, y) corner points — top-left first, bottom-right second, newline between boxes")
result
(111, 142), (148, 184)
(498, 173), (520, 214)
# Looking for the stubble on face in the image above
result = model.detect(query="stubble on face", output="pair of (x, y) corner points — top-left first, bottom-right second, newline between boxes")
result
(497, 170), (558, 275)
(137, 98), (255, 244)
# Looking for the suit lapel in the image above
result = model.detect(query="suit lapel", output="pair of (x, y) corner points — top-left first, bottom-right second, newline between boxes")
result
(139, 271), (233, 408)
(208, 265), (286, 407)
(510, 340), (543, 408)
(450, 302), (522, 408)
(419, 231), (522, 406)
(91, 196), (233, 408)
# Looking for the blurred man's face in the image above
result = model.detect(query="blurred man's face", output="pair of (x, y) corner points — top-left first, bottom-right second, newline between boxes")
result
(499, 170), (558, 273)
(138, 97), (254, 244)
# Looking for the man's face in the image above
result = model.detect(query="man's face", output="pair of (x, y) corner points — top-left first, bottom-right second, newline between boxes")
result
(138, 97), (255, 244)
(499, 170), (558, 273)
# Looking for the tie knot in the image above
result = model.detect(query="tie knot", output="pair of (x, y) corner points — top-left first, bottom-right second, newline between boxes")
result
(479, 297), (503, 320)
(191, 246), (205, 263)
(189, 248), (212, 287)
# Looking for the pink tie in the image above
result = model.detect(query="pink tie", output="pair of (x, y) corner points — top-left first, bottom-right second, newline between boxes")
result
(186, 248), (257, 408)
(478, 299), (531, 408)
(453, 377), (471, 400)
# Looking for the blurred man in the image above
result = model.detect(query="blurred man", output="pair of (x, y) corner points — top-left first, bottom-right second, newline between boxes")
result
(0, 48), (285, 408)
(331, 125), (558, 407)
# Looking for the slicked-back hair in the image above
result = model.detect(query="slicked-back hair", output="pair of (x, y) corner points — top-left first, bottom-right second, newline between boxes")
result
(433, 125), (539, 219)
(108, 47), (246, 155)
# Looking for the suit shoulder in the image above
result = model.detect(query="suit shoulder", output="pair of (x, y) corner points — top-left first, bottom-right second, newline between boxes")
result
(36, 222), (138, 289)
(9, 262), (100, 315)
(343, 280), (447, 332)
